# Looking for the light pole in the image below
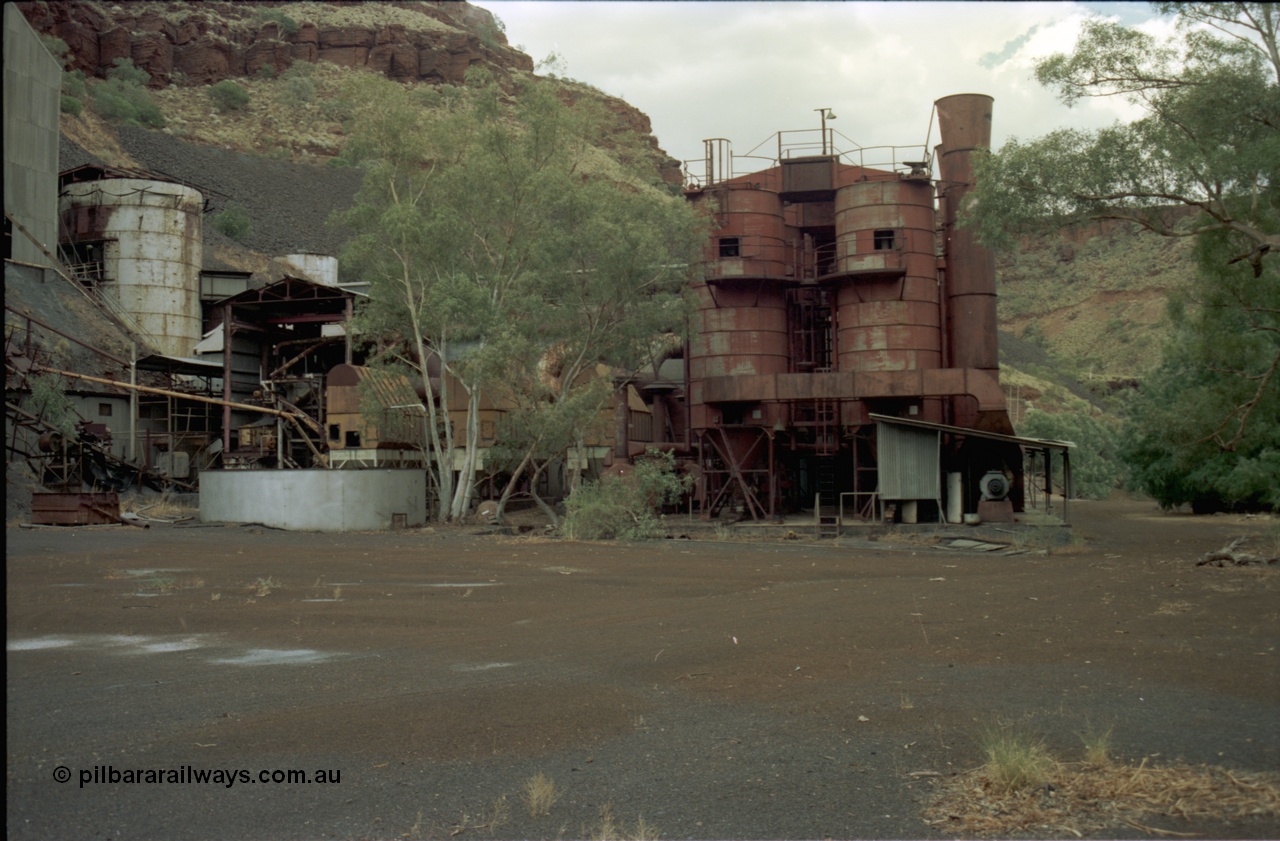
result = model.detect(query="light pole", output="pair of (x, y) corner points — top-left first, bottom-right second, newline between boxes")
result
(815, 107), (837, 155)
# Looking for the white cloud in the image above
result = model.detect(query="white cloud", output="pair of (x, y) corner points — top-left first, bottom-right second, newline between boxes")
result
(475, 1), (1171, 163)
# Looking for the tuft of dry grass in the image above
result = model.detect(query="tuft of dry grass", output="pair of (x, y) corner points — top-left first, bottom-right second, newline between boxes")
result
(980, 724), (1058, 794)
(521, 771), (561, 818)
(925, 755), (1280, 837)
(588, 803), (660, 841)
(1079, 723), (1114, 768)
(125, 490), (198, 522)
(250, 576), (284, 597)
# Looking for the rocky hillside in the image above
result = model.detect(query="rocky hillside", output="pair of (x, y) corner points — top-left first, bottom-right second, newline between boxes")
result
(19, 0), (531, 88)
(20, 1), (681, 179)
(996, 215), (1195, 388)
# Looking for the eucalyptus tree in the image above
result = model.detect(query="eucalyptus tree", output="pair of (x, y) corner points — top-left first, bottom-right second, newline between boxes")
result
(337, 73), (703, 521)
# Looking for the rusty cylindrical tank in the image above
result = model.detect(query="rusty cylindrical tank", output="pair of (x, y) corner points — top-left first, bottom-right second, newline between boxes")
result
(686, 279), (789, 429)
(834, 178), (941, 372)
(935, 93), (998, 377)
(687, 181), (791, 431)
(695, 185), (790, 279)
(60, 177), (204, 357)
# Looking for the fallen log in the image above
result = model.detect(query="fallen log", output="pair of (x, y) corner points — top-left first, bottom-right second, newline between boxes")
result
(1196, 536), (1278, 566)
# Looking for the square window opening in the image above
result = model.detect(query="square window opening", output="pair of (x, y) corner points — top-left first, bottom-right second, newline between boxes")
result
(719, 237), (741, 258)
(874, 229), (896, 250)
(98, 403), (113, 417)
(345, 430), (361, 448)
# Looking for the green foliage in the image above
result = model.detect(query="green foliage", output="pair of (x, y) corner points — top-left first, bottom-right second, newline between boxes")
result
(27, 374), (77, 437)
(208, 80), (250, 112)
(476, 11), (506, 50)
(255, 64), (277, 80)
(1120, 250), (1280, 512)
(317, 96), (353, 123)
(337, 74), (705, 521)
(39, 34), (71, 68)
(60, 95), (84, 116)
(561, 450), (692, 540)
(212, 204), (252, 242)
(968, 4), (1279, 264)
(279, 63), (316, 105)
(90, 59), (164, 127)
(63, 69), (87, 100)
(253, 7), (299, 34)
(1018, 409), (1121, 500)
(106, 57), (150, 87)
(972, 4), (1280, 513)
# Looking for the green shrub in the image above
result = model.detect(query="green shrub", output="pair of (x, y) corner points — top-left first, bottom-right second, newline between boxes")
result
(63, 69), (87, 99)
(60, 95), (84, 116)
(208, 80), (250, 112)
(212, 204), (252, 242)
(90, 59), (164, 127)
(106, 57), (149, 86)
(255, 64), (277, 80)
(282, 72), (316, 104)
(253, 8), (299, 34)
(39, 33), (71, 68)
(317, 96), (353, 123)
(27, 374), (77, 437)
(561, 449), (691, 540)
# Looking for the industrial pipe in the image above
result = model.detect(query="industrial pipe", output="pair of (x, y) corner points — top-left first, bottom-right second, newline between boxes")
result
(35, 366), (302, 420)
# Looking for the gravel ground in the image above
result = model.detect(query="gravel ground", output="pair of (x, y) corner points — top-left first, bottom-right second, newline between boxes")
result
(6, 497), (1279, 840)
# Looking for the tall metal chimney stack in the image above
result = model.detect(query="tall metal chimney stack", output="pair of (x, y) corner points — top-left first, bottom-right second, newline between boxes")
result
(935, 94), (998, 379)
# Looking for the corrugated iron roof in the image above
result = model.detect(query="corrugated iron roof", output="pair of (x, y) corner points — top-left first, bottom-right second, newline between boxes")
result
(868, 413), (1074, 450)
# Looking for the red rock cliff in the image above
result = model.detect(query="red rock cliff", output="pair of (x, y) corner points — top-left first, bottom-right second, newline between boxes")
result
(18, 1), (531, 87)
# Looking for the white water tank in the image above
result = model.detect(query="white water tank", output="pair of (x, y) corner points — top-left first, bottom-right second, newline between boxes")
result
(60, 177), (204, 357)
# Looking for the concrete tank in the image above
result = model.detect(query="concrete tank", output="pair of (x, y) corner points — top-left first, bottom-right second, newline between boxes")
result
(60, 178), (203, 357)
(697, 185), (790, 279)
(280, 253), (339, 286)
(834, 178), (941, 373)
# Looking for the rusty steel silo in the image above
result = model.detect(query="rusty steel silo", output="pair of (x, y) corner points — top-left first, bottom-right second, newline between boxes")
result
(686, 182), (791, 428)
(60, 175), (204, 357)
(833, 176), (941, 374)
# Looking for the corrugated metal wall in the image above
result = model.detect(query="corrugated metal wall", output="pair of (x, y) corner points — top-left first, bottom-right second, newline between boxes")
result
(877, 422), (939, 500)
(4, 5), (61, 267)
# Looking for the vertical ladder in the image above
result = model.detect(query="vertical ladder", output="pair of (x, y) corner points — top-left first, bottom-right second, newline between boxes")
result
(814, 398), (837, 456)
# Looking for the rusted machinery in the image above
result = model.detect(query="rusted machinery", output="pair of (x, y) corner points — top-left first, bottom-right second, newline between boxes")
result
(671, 94), (1021, 523)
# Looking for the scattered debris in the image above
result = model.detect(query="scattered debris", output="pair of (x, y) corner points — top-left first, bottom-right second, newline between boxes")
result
(943, 538), (1011, 552)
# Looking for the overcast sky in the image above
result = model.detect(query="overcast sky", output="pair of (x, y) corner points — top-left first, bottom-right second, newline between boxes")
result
(472, 1), (1173, 171)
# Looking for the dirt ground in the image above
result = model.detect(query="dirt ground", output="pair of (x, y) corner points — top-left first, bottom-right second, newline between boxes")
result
(6, 496), (1279, 840)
